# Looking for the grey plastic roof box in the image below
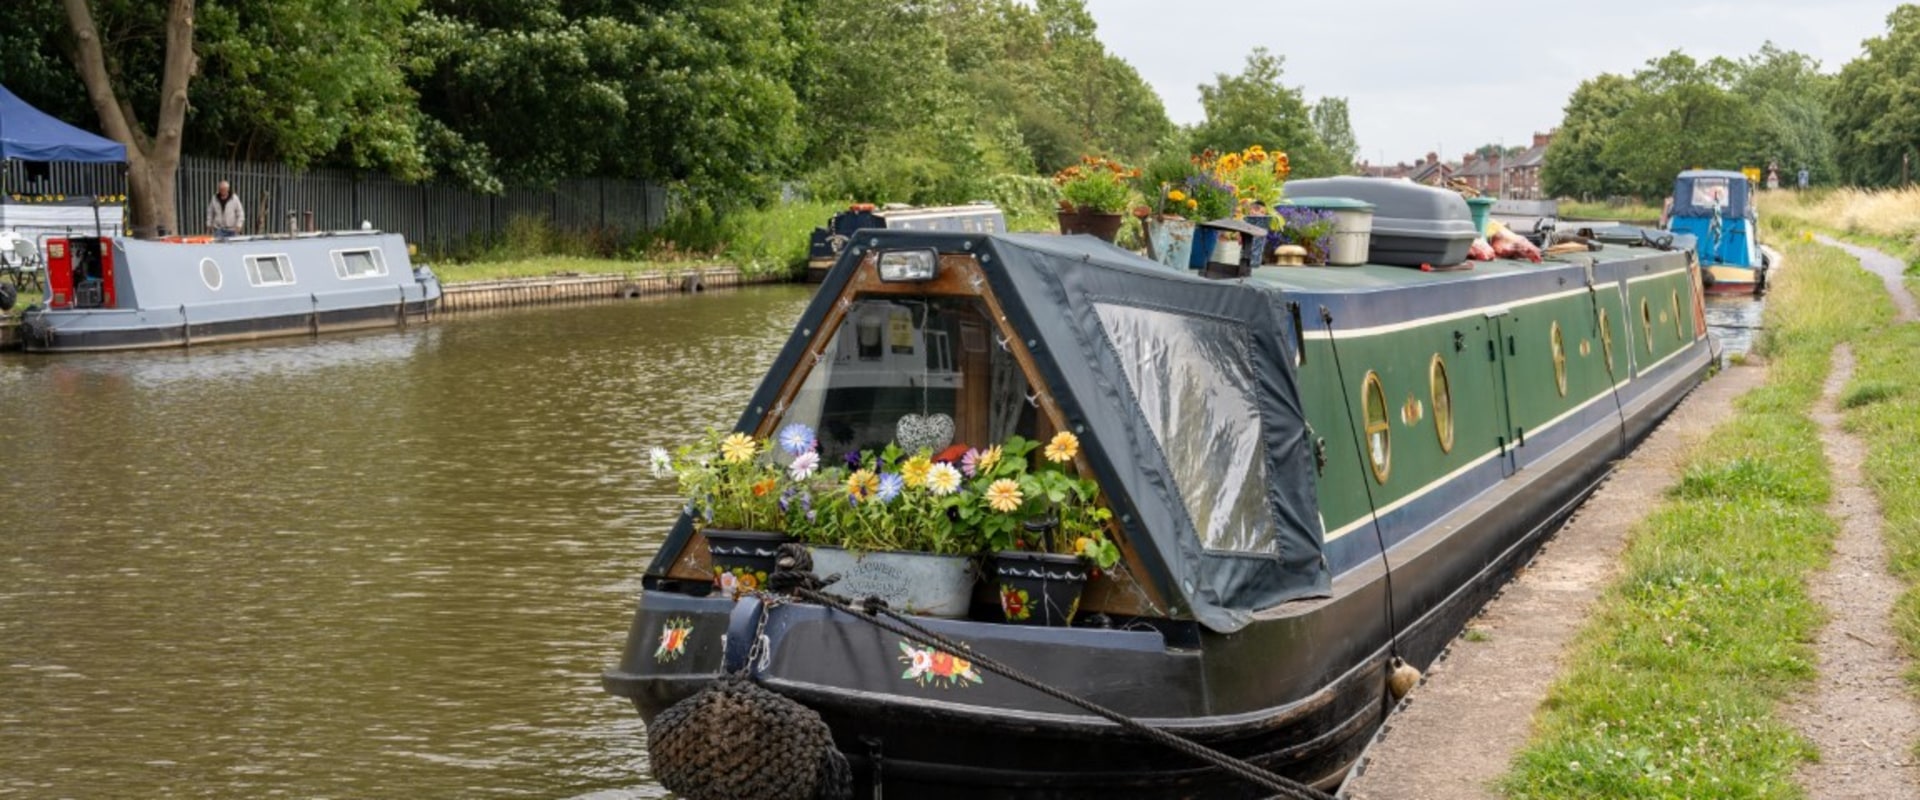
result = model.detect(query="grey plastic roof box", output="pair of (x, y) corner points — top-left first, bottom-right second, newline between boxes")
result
(1284, 177), (1477, 267)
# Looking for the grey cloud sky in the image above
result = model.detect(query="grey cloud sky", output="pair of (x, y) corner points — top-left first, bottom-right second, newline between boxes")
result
(1085, 0), (1895, 165)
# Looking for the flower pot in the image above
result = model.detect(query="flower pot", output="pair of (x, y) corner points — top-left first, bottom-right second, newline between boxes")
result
(1145, 216), (1195, 269)
(992, 550), (1089, 626)
(1056, 208), (1124, 243)
(1187, 226), (1217, 269)
(705, 529), (789, 599)
(808, 545), (976, 618)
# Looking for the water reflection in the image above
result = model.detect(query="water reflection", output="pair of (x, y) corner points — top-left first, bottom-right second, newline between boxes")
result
(0, 287), (813, 798)
(1704, 293), (1765, 357)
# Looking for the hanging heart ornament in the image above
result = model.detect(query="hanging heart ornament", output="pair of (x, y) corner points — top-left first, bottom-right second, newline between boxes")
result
(895, 413), (955, 453)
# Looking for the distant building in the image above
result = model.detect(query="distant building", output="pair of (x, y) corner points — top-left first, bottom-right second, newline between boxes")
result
(1405, 152), (1452, 187)
(1456, 152), (1498, 195)
(1502, 131), (1554, 200)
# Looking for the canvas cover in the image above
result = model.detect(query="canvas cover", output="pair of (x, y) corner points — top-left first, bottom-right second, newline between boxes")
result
(1670, 170), (1753, 221)
(0, 84), (127, 163)
(650, 231), (1329, 633)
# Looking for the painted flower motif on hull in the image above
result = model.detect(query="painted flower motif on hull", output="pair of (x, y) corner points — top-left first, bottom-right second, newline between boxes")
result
(898, 641), (984, 688)
(655, 617), (694, 662)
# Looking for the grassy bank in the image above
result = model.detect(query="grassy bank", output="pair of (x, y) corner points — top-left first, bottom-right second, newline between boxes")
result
(1500, 238), (1887, 797)
(1559, 199), (1662, 224)
(1763, 187), (1920, 271)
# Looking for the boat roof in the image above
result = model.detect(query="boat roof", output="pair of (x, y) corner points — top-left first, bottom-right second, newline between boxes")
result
(1676, 169), (1749, 182)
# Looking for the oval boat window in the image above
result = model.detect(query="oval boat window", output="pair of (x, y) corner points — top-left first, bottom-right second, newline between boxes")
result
(1641, 299), (1654, 354)
(1430, 355), (1454, 453)
(1599, 308), (1615, 372)
(1363, 371), (1391, 483)
(200, 258), (222, 291)
(1551, 321), (1568, 397)
(1671, 289), (1684, 338)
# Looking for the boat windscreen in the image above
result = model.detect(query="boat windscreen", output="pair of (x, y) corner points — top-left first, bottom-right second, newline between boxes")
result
(772, 296), (1036, 467)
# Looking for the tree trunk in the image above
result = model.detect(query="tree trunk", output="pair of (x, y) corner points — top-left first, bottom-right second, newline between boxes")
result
(61, 0), (196, 239)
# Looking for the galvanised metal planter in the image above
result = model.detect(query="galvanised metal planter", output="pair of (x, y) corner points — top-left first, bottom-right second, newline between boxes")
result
(808, 545), (976, 618)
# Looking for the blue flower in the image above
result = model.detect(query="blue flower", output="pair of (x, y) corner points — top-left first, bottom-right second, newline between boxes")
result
(877, 473), (904, 503)
(777, 423), (817, 456)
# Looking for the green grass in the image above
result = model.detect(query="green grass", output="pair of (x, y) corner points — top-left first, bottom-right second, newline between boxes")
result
(426, 256), (722, 285)
(1499, 238), (1887, 798)
(1559, 199), (1662, 225)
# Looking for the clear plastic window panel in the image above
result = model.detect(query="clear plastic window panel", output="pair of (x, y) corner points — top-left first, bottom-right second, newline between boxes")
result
(337, 250), (383, 277)
(1094, 302), (1274, 554)
(778, 297), (1033, 465)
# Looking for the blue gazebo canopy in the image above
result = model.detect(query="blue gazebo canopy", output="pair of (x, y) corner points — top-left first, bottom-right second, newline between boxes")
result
(0, 84), (127, 163)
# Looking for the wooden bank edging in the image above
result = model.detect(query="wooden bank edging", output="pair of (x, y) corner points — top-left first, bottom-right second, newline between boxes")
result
(435, 267), (787, 313)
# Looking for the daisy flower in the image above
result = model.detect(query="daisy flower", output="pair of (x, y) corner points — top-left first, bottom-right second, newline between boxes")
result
(926, 463), (962, 496)
(986, 478), (1023, 513)
(1044, 431), (1080, 463)
(877, 473), (905, 503)
(901, 454), (932, 488)
(776, 423), (816, 456)
(648, 446), (672, 478)
(977, 445), (1003, 474)
(788, 451), (819, 481)
(846, 469), (879, 503)
(720, 433), (757, 464)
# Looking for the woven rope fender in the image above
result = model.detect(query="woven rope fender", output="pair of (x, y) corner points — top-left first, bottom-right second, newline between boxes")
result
(647, 674), (851, 800)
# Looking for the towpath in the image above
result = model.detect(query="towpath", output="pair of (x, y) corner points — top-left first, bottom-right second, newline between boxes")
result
(1340, 360), (1766, 799)
(1343, 241), (1920, 799)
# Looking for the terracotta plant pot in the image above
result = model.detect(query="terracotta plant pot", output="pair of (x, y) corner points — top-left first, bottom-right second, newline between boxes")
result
(1056, 208), (1125, 243)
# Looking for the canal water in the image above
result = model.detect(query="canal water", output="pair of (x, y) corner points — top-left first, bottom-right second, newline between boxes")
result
(0, 287), (814, 799)
(0, 280), (1763, 799)
(1705, 292), (1766, 357)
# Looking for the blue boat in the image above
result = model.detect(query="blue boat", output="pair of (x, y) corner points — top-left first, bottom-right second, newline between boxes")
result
(17, 231), (440, 352)
(1665, 169), (1767, 294)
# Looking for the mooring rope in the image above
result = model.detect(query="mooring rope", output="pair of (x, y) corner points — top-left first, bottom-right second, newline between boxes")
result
(787, 586), (1334, 800)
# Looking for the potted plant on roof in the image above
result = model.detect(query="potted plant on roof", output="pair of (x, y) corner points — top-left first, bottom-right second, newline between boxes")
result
(788, 442), (981, 618)
(1054, 155), (1138, 244)
(972, 432), (1122, 627)
(653, 425), (807, 599)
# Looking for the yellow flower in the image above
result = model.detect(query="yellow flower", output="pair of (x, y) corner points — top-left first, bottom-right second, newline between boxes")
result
(1167, 189), (1188, 203)
(1186, 199), (1199, 210)
(902, 454), (932, 488)
(977, 445), (1003, 474)
(847, 469), (879, 502)
(721, 433), (757, 463)
(1044, 431), (1080, 463)
(986, 479), (1024, 513)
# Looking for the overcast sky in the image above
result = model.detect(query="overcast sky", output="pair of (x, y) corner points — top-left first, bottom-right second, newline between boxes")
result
(1084, 0), (1897, 165)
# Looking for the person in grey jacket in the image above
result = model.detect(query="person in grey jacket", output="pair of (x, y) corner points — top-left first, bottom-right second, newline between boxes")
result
(206, 181), (244, 239)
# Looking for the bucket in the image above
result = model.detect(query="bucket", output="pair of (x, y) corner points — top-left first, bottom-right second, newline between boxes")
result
(1285, 197), (1375, 266)
(1146, 217), (1196, 269)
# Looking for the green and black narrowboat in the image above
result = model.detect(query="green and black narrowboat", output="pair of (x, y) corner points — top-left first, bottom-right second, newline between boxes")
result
(603, 208), (1712, 796)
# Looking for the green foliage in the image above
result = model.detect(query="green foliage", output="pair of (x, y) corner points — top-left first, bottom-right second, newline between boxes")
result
(1840, 379), (1902, 409)
(1310, 97), (1359, 173)
(1543, 74), (1641, 199)
(1831, 5), (1920, 187)
(982, 174), (1064, 232)
(1601, 51), (1758, 198)
(1191, 49), (1338, 178)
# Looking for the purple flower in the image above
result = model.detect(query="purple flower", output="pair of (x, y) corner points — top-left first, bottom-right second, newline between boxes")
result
(844, 450), (863, 468)
(960, 448), (980, 478)
(777, 423), (817, 457)
(877, 473), (904, 503)
(789, 451), (820, 480)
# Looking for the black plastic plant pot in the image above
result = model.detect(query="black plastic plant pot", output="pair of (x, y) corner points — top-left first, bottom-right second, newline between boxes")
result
(992, 550), (1089, 626)
(703, 528), (789, 599)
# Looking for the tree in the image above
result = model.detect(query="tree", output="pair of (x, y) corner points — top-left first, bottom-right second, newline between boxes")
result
(58, 0), (196, 238)
(1310, 97), (1357, 173)
(1542, 73), (1639, 199)
(1831, 5), (1920, 187)
(1601, 52), (1756, 197)
(1190, 48), (1335, 177)
(1734, 42), (1834, 186)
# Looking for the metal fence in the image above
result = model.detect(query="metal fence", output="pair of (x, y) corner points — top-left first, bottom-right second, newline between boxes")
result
(177, 156), (668, 252)
(3, 155), (669, 252)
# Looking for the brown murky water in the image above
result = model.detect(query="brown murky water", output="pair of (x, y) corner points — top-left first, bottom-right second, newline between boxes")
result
(0, 287), (813, 798)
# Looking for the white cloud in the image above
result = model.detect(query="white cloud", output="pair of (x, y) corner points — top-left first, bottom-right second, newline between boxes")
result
(1084, 0), (1892, 164)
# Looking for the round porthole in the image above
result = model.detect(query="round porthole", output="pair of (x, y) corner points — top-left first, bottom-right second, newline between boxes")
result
(1671, 289), (1684, 338)
(1641, 299), (1654, 354)
(1363, 371), (1391, 484)
(200, 258), (222, 291)
(1599, 308), (1615, 372)
(1430, 355), (1454, 454)
(1551, 321), (1568, 397)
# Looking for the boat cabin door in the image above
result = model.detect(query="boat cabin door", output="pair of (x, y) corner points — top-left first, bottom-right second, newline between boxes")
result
(45, 237), (116, 310)
(1476, 309), (1520, 477)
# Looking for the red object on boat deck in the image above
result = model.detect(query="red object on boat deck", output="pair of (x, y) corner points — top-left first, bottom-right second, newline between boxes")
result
(45, 238), (71, 308)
